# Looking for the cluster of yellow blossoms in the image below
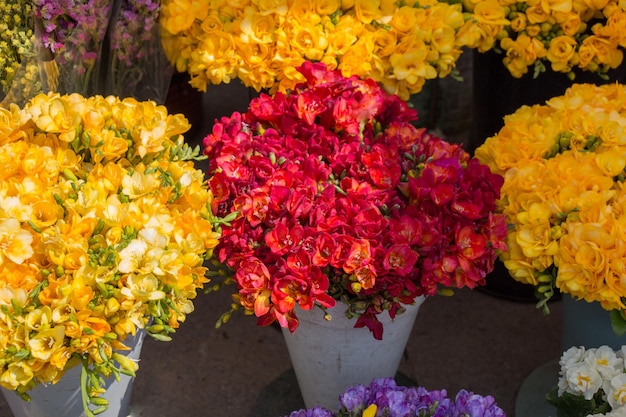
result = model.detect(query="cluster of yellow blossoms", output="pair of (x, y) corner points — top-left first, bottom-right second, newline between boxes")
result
(459, 0), (626, 78)
(0, 0), (41, 106)
(159, 0), (483, 100)
(475, 83), (626, 314)
(0, 93), (221, 413)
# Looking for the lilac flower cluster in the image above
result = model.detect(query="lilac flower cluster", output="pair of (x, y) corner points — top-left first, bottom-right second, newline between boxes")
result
(285, 378), (506, 417)
(33, 0), (113, 94)
(31, 0), (170, 100)
(106, 0), (171, 101)
(108, 0), (160, 67)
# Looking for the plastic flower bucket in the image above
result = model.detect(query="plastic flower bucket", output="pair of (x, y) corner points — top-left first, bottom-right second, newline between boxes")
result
(281, 297), (425, 410)
(1, 330), (146, 417)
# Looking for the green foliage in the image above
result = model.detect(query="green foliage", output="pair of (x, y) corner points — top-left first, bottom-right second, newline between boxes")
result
(546, 386), (611, 417)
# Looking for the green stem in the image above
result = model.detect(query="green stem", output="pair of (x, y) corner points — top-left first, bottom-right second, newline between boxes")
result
(80, 361), (95, 417)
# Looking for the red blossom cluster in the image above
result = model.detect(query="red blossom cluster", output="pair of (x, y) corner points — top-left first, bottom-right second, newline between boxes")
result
(204, 62), (507, 339)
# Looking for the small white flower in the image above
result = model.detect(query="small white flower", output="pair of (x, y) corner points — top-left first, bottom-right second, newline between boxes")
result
(561, 346), (586, 370)
(585, 346), (624, 381)
(564, 362), (603, 400)
(558, 346), (587, 396)
(606, 374), (626, 410)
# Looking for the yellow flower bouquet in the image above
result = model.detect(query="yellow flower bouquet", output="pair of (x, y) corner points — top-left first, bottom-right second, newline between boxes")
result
(0, 93), (221, 415)
(159, 0), (481, 100)
(455, 0), (626, 79)
(475, 83), (626, 325)
(0, 0), (41, 107)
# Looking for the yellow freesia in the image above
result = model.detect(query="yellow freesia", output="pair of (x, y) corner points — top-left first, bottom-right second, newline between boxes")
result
(28, 326), (66, 361)
(476, 82), (626, 315)
(159, 0), (485, 99)
(0, 218), (33, 265)
(0, 92), (222, 401)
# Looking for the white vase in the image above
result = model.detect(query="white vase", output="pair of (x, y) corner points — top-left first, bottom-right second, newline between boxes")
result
(1, 330), (146, 417)
(281, 297), (425, 410)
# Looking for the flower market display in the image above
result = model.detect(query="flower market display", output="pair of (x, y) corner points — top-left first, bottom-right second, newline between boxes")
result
(159, 0), (482, 100)
(0, 0), (41, 106)
(453, 0), (626, 79)
(474, 82), (626, 322)
(32, 0), (171, 102)
(203, 61), (507, 340)
(547, 345), (626, 417)
(0, 92), (221, 416)
(283, 377), (507, 417)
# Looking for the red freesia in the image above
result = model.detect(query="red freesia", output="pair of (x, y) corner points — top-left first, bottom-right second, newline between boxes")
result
(204, 62), (507, 340)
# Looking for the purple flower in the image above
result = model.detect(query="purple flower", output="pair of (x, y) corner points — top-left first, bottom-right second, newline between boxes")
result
(285, 407), (333, 417)
(287, 378), (507, 417)
(105, 0), (171, 100)
(452, 390), (506, 417)
(338, 384), (368, 412)
(34, 0), (113, 94)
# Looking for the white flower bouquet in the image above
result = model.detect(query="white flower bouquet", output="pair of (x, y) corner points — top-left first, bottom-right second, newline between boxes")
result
(549, 346), (626, 417)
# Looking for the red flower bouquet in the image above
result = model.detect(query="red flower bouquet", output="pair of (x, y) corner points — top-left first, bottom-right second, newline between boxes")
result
(204, 62), (507, 339)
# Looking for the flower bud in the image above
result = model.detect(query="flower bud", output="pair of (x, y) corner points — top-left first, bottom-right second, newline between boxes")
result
(112, 352), (139, 376)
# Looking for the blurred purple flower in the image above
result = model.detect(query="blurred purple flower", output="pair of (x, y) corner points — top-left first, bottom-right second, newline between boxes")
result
(285, 378), (507, 417)
(287, 407), (334, 417)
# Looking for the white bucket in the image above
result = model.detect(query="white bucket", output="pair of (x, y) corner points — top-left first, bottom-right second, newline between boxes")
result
(1, 330), (146, 417)
(281, 297), (425, 410)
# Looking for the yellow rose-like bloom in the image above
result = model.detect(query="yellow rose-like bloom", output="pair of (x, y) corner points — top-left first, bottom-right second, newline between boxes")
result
(501, 235), (541, 285)
(390, 6), (420, 34)
(240, 13), (278, 44)
(596, 147), (626, 176)
(555, 11), (583, 37)
(161, 0), (209, 34)
(558, 222), (619, 303)
(515, 203), (560, 259)
(472, 0), (510, 26)
(317, 0), (341, 15)
(476, 82), (626, 315)
(579, 35), (623, 68)
(354, 0), (383, 24)
(525, 3), (552, 24)
(501, 35), (547, 77)
(390, 45), (437, 84)
(161, 0), (476, 94)
(547, 35), (578, 71)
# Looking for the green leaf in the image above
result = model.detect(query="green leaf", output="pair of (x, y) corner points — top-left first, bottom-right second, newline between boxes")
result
(610, 309), (626, 336)
(546, 387), (608, 417)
